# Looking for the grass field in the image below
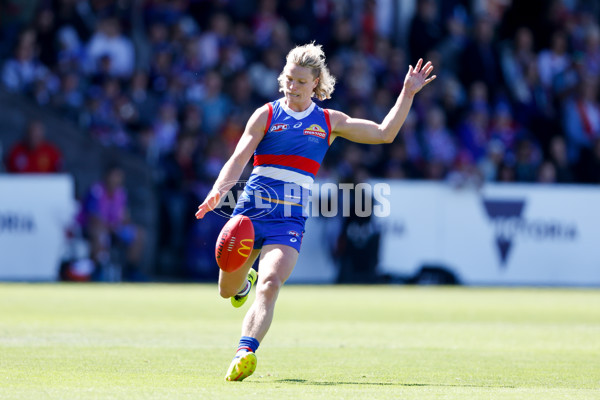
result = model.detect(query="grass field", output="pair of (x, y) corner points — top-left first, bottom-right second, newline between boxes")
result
(0, 284), (599, 399)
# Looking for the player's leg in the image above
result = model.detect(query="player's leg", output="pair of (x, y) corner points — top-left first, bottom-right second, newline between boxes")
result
(218, 248), (261, 298)
(225, 244), (298, 381)
(242, 244), (298, 342)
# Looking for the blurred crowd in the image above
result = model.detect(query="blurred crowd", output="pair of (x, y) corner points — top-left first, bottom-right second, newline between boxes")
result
(2, 0), (600, 278)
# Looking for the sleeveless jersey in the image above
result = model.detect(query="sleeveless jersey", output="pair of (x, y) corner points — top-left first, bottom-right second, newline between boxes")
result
(241, 98), (331, 216)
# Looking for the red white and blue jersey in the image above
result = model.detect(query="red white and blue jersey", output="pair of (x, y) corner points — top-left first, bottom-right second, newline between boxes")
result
(237, 98), (332, 217)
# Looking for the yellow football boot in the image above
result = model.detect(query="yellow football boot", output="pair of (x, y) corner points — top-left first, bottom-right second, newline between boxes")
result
(225, 350), (257, 381)
(231, 268), (257, 308)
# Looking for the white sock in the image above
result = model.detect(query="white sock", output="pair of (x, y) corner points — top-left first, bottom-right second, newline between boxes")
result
(237, 280), (251, 297)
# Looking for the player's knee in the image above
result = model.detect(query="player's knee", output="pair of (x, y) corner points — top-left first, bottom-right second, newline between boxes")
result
(257, 276), (282, 300)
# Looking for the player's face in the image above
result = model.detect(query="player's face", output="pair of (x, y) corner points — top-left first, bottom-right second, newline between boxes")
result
(282, 63), (318, 111)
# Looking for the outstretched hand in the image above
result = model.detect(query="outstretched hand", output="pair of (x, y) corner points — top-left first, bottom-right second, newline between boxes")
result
(195, 190), (221, 219)
(403, 59), (436, 96)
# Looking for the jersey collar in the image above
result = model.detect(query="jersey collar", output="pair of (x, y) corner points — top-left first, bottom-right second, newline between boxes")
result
(279, 98), (315, 120)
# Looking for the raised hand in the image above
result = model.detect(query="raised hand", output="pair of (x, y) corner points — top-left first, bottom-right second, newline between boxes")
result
(403, 58), (436, 96)
(195, 190), (222, 219)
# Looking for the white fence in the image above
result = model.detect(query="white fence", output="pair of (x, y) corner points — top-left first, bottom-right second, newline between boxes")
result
(0, 175), (76, 280)
(294, 181), (600, 286)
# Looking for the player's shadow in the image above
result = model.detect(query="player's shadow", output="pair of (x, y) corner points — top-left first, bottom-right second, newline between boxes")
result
(277, 378), (394, 386)
(275, 379), (515, 388)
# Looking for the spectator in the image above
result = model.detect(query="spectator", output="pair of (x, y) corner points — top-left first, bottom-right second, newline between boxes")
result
(33, 8), (58, 68)
(148, 47), (174, 95)
(447, 150), (482, 188)
(52, 72), (85, 121)
(228, 70), (260, 125)
(488, 103), (521, 157)
(513, 59), (557, 149)
(129, 70), (159, 126)
(537, 161), (557, 183)
(179, 39), (205, 103)
(576, 137), (600, 183)
(459, 14), (504, 101)
(131, 124), (160, 165)
(252, 0), (284, 49)
(537, 30), (570, 92)
(579, 24), (600, 80)
(199, 69), (231, 136)
(398, 111), (425, 172)
(334, 168), (381, 284)
(86, 77), (130, 147)
(408, 0), (442, 61)
(55, 25), (85, 74)
(422, 106), (457, 168)
(496, 161), (516, 182)
(157, 133), (202, 274)
(53, 0), (95, 43)
(85, 17), (134, 78)
(436, 11), (468, 75)
(248, 47), (283, 102)
(5, 120), (62, 173)
(371, 87), (394, 124)
(478, 139), (506, 182)
(501, 27), (537, 105)
(152, 100), (180, 155)
(196, 13), (233, 70)
(438, 77), (466, 131)
(384, 140), (422, 179)
(79, 164), (146, 281)
(383, 47), (408, 96)
(345, 54), (376, 103)
(279, 0), (316, 44)
(180, 103), (203, 137)
(146, 22), (171, 56)
(547, 135), (574, 183)
(514, 138), (542, 182)
(457, 103), (490, 162)
(2, 30), (50, 92)
(562, 76), (600, 162)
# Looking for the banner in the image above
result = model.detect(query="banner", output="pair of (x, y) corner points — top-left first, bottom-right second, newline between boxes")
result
(375, 182), (600, 286)
(0, 175), (76, 280)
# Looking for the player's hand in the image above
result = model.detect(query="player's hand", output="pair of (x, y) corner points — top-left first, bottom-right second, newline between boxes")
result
(403, 58), (436, 96)
(195, 190), (221, 219)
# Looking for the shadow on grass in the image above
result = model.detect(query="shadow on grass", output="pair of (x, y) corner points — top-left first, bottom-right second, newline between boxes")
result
(274, 378), (515, 388)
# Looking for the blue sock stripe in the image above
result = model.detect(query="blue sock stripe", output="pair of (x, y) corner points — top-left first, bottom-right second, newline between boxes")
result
(238, 336), (260, 353)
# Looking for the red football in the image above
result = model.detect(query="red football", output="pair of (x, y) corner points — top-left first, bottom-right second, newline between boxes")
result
(215, 215), (255, 272)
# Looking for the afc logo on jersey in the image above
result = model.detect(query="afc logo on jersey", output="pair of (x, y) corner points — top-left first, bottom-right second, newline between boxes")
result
(303, 124), (327, 139)
(270, 123), (289, 133)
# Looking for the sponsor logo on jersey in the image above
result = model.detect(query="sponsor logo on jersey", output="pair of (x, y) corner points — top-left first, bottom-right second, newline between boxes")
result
(270, 123), (289, 133)
(293, 122), (303, 128)
(303, 124), (327, 139)
(288, 230), (301, 238)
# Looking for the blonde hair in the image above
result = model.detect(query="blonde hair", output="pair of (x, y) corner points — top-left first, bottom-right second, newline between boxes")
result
(278, 43), (336, 101)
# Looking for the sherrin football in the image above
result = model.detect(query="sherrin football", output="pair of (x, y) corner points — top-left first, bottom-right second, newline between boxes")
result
(215, 215), (255, 272)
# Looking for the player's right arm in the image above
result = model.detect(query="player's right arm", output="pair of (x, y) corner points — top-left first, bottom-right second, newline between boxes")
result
(195, 104), (270, 219)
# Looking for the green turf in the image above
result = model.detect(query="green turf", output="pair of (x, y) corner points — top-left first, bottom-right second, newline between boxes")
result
(0, 284), (598, 399)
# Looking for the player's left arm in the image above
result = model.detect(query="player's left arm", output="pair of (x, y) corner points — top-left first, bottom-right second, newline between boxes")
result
(329, 59), (436, 145)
